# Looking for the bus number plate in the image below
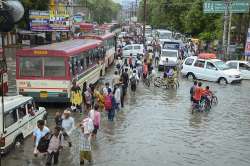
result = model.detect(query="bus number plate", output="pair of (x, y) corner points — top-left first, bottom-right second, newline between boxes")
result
(40, 91), (48, 98)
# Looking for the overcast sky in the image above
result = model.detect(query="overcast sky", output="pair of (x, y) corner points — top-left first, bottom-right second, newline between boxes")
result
(113, 0), (137, 5)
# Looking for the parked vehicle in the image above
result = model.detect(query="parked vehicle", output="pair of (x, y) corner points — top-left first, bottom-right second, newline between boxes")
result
(0, 48), (8, 95)
(0, 95), (47, 153)
(158, 49), (179, 71)
(16, 39), (105, 102)
(181, 56), (242, 84)
(122, 44), (144, 58)
(226, 60), (250, 79)
(78, 32), (116, 68)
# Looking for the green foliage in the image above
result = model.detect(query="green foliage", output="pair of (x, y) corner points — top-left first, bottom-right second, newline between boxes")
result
(81, 0), (121, 24)
(138, 0), (224, 42)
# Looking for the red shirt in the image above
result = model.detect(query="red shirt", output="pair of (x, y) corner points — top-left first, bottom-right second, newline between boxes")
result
(193, 87), (204, 101)
(129, 57), (132, 65)
(143, 64), (148, 74)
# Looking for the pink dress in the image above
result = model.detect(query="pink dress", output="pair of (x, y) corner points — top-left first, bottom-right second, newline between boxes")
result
(93, 111), (101, 128)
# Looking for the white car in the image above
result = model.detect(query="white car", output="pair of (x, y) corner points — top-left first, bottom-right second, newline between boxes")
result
(158, 49), (179, 71)
(181, 56), (242, 84)
(122, 44), (144, 58)
(0, 95), (47, 153)
(226, 60), (250, 79)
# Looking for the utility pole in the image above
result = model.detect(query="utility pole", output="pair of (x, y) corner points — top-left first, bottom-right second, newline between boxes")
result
(227, 1), (233, 59)
(143, 0), (146, 46)
(223, 0), (230, 60)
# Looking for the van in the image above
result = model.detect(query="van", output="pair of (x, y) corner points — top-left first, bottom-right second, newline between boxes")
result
(122, 44), (144, 58)
(0, 95), (47, 154)
(181, 56), (242, 84)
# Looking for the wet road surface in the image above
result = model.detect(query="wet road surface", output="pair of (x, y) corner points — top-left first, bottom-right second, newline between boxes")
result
(2, 48), (250, 166)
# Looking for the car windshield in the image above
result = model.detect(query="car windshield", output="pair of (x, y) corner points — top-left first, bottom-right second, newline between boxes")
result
(214, 61), (230, 70)
(162, 51), (177, 57)
(159, 33), (172, 39)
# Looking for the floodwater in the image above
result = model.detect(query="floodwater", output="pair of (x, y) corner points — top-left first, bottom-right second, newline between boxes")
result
(2, 48), (250, 166)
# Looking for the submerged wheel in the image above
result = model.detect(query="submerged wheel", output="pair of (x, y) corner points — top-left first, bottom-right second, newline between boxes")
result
(187, 73), (196, 80)
(212, 96), (218, 105)
(218, 77), (228, 84)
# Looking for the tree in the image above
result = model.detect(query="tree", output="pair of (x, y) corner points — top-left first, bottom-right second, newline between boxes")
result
(138, 0), (226, 42)
(80, 0), (121, 24)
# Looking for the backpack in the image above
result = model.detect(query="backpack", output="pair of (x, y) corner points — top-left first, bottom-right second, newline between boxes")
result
(37, 133), (62, 153)
(104, 95), (112, 110)
(37, 133), (52, 153)
(130, 76), (137, 86)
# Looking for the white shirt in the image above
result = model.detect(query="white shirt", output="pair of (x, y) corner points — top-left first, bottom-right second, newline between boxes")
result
(130, 73), (139, 80)
(88, 109), (95, 122)
(82, 117), (94, 134)
(62, 116), (75, 135)
(114, 88), (121, 104)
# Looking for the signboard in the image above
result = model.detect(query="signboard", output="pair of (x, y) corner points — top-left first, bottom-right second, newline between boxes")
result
(29, 1), (71, 31)
(74, 14), (84, 23)
(29, 10), (50, 31)
(245, 28), (250, 56)
(203, 1), (249, 13)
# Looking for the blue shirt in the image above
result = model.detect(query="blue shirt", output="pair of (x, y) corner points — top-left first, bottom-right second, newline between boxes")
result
(33, 126), (50, 146)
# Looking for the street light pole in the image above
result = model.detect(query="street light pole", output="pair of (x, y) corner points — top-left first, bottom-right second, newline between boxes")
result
(143, 0), (146, 47)
(223, 0), (230, 60)
(227, 1), (233, 59)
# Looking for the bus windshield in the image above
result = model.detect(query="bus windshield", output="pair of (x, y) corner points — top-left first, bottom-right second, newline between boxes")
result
(20, 57), (65, 77)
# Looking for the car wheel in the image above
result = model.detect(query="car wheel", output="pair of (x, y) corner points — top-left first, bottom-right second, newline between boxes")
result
(187, 73), (196, 80)
(218, 77), (228, 84)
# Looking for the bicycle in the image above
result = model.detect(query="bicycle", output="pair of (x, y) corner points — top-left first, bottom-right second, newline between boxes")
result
(154, 76), (179, 89)
(142, 74), (153, 87)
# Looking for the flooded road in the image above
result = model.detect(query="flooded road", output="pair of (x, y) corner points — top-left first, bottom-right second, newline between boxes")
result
(2, 48), (250, 166)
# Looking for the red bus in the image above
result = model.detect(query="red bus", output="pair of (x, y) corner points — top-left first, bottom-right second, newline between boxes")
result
(0, 48), (8, 95)
(78, 32), (116, 68)
(16, 39), (105, 102)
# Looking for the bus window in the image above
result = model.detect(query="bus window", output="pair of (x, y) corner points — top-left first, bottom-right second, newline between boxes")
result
(86, 54), (90, 67)
(44, 57), (65, 77)
(4, 109), (18, 128)
(20, 57), (42, 77)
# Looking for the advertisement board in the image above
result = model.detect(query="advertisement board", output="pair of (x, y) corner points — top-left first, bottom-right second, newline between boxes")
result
(29, 2), (71, 31)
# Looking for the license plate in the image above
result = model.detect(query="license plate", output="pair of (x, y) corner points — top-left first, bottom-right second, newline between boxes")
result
(40, 91), (48, 98)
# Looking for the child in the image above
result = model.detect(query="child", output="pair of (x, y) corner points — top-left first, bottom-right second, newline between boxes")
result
(80, 115), (94, 165)
(92, 105), (101, 140)
(46, 126), (64, 166)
